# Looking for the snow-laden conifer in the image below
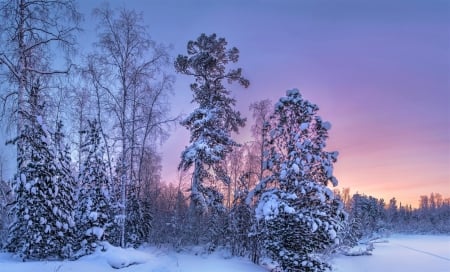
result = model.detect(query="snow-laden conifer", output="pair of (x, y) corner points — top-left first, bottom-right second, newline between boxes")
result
(253, 89), (345, 271)
(51, 121), (77, 258)
(76, 120), (112, 254)
(125, 184), (152, 248)
(174, 33), (249, 244)
(6, 117), (76, 260)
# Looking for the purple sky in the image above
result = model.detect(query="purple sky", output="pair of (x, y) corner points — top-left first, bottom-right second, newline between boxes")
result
(48, 0), (450, 206)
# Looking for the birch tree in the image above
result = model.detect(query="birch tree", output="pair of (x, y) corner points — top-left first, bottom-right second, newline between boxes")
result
(0, 0), (80, 151)
(88, 5), (173, 247)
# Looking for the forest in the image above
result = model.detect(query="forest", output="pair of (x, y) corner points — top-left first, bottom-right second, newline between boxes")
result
(0, 1), (449, 272)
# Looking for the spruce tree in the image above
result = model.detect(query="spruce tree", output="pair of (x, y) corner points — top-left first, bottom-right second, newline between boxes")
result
(6, 116), (76, 260)
(51, 121), (77, 258)
(76, 120), (112, 254)
(254, 89), (345, 271)
(125, 184), (152, 248)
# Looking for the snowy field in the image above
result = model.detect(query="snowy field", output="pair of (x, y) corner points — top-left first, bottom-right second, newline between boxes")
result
(0, 235), (448, 272)
(333, 234), (450, 272)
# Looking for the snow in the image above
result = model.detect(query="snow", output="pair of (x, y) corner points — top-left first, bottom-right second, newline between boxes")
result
(341, 243), (374, 256)
(0, 244), (266, 272)
(286, 88), (300, 97)
(328, 229), (337, 240)
(280, 169), (287, 179)
(332, 234), (450, 271)
(255, 192), (280, 220)
(89, 211), (99, 221)
(100, 242), (151, 269)
(284, 205), (295, 214)
(300, 122), (309, 131)
(86, 226), (104, 239)
(0, 235), (447, 272)
(311, 221), (318, 232)
(322, 121), (332, 130)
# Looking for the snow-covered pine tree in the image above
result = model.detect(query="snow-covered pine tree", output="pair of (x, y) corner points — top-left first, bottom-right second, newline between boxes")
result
(253, 89), (345, 272)
(174, 33), (249, 245)
(76, 120), (112, 254)
(6, 115), (76, 260)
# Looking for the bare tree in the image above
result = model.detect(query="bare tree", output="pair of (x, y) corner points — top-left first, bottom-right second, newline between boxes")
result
(222, 146), (245, 209)
(245, 100), (272, 204)
(0, 0), (80, 153)
(249, 99), (272, 181)
(88, 5), (174, 247)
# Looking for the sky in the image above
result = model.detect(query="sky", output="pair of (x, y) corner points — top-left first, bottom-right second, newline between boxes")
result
(1, 0), (448, 207)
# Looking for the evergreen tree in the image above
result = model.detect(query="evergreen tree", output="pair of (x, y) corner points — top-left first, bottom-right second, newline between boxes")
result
(0, 178), (12, 246)
(6, 116), (76, 260)
(253, 89), (345, 271)
(76, 120), (112, 254)
(125, 184), (152, 248)
(350, 193), (385, 238)
(174, 33), (249, 244)
(51, 121), (77, 258)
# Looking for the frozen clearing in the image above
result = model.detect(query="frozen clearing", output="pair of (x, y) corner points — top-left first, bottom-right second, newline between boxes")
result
(332, 234), (450, 272)
(0, 235), (448, 271)
(0, 244), (267, 272)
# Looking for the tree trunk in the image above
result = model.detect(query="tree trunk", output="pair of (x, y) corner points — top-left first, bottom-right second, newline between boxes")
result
(16, 0), (27, 166)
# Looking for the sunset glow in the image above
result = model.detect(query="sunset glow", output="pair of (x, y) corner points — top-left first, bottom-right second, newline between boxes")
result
(2, 0), (446, 208)
(1, 1), (449, 269)
(79, 0), (448, 208)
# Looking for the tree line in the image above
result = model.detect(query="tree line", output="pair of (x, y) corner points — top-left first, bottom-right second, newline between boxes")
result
(335, 190), (450, 238)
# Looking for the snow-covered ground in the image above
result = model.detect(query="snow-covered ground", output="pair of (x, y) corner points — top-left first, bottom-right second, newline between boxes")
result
(0, 235), (448, 272)
(0, 243), (267, 272)
(332, 234), (450, 272)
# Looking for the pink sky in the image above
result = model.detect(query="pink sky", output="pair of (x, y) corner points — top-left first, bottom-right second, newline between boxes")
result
(21, 0), (449, 207)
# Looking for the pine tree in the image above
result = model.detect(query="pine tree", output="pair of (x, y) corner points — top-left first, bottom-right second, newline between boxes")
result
(76, 120), (112, 254)
(253, 89), (345, 271)
(174, 33), (249, 244)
